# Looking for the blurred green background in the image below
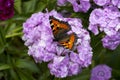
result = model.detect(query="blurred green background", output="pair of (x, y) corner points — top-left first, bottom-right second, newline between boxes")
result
(0, 0), (120, 80)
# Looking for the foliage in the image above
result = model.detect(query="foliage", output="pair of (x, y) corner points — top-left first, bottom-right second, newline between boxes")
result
(0, 0), (120, 80)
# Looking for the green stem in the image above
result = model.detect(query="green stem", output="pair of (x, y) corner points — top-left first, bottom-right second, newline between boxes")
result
(97, 48), (106, 63)
(5, 32), (23, 38)
(93, 40), (101, 49)
(0, 27), (6, 44)
(12, 27), (22, 33)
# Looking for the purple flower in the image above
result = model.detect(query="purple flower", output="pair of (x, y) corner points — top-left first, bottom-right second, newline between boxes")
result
(57, 0), (91, 12)
(93, 0), (120, 9)
(48, 16), (93, 77)
(22, 10), (93, 78)
(90, 64), (112, 80)
(111, 0), (120, 8)
(48, 55), (82, 78)
(93, 0), (110, 6)
(102, 30), (120, 50)
(22, 10), (59, 62)
(88, 7), (120, 50)
(48, 56), (69, 78)
(0, 0), (14, 20)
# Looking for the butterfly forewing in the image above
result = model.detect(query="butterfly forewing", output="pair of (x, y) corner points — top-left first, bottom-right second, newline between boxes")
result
(49, 16), (71, 40)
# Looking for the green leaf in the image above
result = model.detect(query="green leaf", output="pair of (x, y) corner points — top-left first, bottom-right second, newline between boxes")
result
(15, 59), (39, 73)
(17, 70), (29, 80)
(70, 68), (90, 80)
(0, 47), (4, 54)
(5, 32), (23, 38)
(0, 64), (11, 70)
(14, 0), (22, 14)
(4, 23), (23, 38)
(103, 46), (120, 69)
(0, 72), (4, 79)
(0, 26), (7, 54)
(0, 44), (8, 54)
(0, 27), (6, 45)
(38, 70), (51, 80)
(5, 23), (16, 35)
(35, 1), (47, 12)
(23, 0), (37, 13)
(10, 69), (19, 80)
(47, 0), (57, 10)
(16, 68), (35, 80)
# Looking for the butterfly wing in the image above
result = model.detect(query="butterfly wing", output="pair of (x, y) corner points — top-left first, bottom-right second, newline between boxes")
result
(58, 33), (77, 50)
(49, 16), (71, 40)
(49, 16), (77, 50)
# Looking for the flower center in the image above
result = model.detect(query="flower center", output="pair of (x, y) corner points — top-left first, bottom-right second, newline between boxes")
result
(97, 71), (105, 77)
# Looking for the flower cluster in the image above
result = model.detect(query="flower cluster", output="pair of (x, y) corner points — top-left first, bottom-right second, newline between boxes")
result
(22, 10), (93, 78)
(90, 64), (112, 80)
(93, 0), (120, 8)
(0, 0), (14, 20)
(88, 6), (120, 50)
(57, 0), (91, 12)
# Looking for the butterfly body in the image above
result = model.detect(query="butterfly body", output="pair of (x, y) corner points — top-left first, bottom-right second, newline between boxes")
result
(49, 16), (77, 50)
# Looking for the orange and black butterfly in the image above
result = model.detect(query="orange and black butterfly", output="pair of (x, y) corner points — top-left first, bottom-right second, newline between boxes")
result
(49, 16), (77, 50)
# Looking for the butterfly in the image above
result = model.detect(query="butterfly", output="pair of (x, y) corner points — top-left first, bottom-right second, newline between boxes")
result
(49, 16), (77, 50)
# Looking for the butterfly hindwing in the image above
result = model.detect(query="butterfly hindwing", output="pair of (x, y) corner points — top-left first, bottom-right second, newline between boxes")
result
(58, 33), (77, 50)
